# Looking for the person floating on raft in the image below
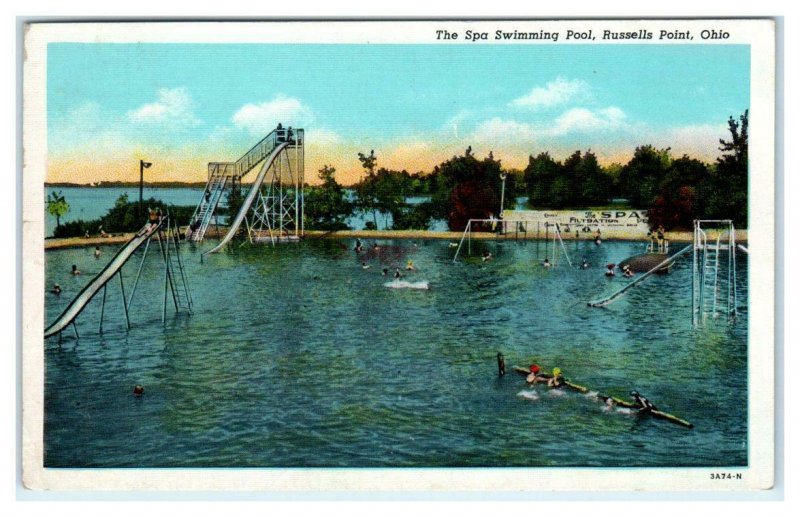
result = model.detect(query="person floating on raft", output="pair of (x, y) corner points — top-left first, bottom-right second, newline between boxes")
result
(526, 364), (545, 384)
(548, 367), (564, 387)
(630, 390), (657, 412)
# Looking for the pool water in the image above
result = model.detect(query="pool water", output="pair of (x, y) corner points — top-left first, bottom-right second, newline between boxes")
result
(44, 238), (748, 467)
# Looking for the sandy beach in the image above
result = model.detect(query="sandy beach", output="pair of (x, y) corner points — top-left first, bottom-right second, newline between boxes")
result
(44, 228), (748, 250)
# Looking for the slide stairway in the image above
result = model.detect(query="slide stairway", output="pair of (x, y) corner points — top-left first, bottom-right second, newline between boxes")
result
(190, 127), (292, 242)
(189, 173), (228, 242)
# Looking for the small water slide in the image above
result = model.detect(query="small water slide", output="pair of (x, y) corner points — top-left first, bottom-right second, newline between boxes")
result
(203, 142), (290, 255)
(44, 220), (163, 338)
(587, 245), (692, 308)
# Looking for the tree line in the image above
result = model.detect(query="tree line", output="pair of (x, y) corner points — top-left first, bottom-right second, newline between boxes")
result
(304, 110), (749, 231)
(47, 111), (748, 236)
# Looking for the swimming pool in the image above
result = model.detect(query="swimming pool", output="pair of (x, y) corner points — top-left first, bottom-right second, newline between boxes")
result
(43, 238), (748, 467)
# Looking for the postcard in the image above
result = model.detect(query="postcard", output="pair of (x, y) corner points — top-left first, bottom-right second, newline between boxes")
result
(22, 19), (775, 492)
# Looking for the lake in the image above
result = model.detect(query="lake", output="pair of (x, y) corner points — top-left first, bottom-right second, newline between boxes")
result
(43, 236), (748, 468)
(44, 187), (454, 236)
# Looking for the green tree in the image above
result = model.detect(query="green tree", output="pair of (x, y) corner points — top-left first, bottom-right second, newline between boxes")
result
(704, 110), (748, 226)
(619, 145), (672, 207)
(648, 156), (710, 229)
(524, 152), (561, 208)
(354, 150), (380, 228)
(46, 190), (70, 229)
(428, 147), (505, 230)
(303, 165), (353, 230)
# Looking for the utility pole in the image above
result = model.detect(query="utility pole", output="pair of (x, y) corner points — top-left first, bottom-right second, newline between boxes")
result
(139, 160), (152, 217)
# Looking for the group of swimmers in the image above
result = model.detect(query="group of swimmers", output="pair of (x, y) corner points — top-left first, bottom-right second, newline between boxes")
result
(525, 364), (565, 388)
(355, 238), (418, 280)
(49, 246), (104, 296)
(520, 363), (658, 411)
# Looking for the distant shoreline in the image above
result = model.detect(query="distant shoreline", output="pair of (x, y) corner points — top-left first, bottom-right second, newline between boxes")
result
(44, 228), (748, 250)
(46, 182), (208, 189)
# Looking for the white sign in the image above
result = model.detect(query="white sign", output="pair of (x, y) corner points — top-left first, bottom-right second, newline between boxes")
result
(501, 209), (650, 236)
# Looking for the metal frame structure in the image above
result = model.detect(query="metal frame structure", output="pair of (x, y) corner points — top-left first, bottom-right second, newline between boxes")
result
(245, 130), (304, 245)
(692, 219), (738, 326)
(48, 214), (192, 342)
(189, 126), (304, 246)
(452, 219), (573, 267)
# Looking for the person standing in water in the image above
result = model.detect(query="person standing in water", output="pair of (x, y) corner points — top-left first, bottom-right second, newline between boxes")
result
(406, 259), (415, 271)
(543, 258), (551, 268)
(71, 264), (81, 276)
(497, 352), (506, 376)
(94, 246), (101, 259)
(394, 268), (402, 279)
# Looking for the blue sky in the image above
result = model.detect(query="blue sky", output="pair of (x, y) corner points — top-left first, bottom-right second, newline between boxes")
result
(47, 43), (749, 184)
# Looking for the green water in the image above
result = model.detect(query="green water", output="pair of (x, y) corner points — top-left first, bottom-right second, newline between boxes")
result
(44, 238), (748, 467)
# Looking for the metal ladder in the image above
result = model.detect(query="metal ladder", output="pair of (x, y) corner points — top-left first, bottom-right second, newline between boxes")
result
(159, 218), (193, 317)
(190, 173), (228, 242)
(692, 220), (738, 326)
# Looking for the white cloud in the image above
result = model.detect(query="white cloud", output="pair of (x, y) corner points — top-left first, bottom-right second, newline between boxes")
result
(548, 106), (626, 136)
(470, 106), (626, 143)
(127, 87), (201, 128)
(232, 95), (314, 135)
(511, 77), (590, 110)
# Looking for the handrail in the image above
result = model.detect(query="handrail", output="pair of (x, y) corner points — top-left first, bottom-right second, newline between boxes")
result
(587, 245), (692, 307)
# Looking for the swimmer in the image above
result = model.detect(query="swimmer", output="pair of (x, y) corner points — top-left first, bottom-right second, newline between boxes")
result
(623, 264), (634, 278)
(373, 243), (380, 251)
(526, 364), (545, 384)
(71, 264), (81, 276)
(482, 251), (492, 262)
(543, 258), (551, 268)
(361, 262), (371, 270)
(50, 284), (61, 295)
(381, 268), (389, 276)
(448, 242), (458, 248)
(604, 264), (615, 277)
(406, 259), (415, 271)
(630, 390), (658, 412)
(94, 246), (101, 259)
(548, 367), (564, 387)
(581, 259), (590, 269)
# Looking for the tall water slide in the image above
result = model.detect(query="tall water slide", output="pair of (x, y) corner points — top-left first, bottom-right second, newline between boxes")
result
(203, 141), (290, 255)
(44, 220), (164, 338)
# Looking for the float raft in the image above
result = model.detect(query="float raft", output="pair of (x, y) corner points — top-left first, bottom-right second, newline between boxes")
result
(512, 366), (694, 428)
